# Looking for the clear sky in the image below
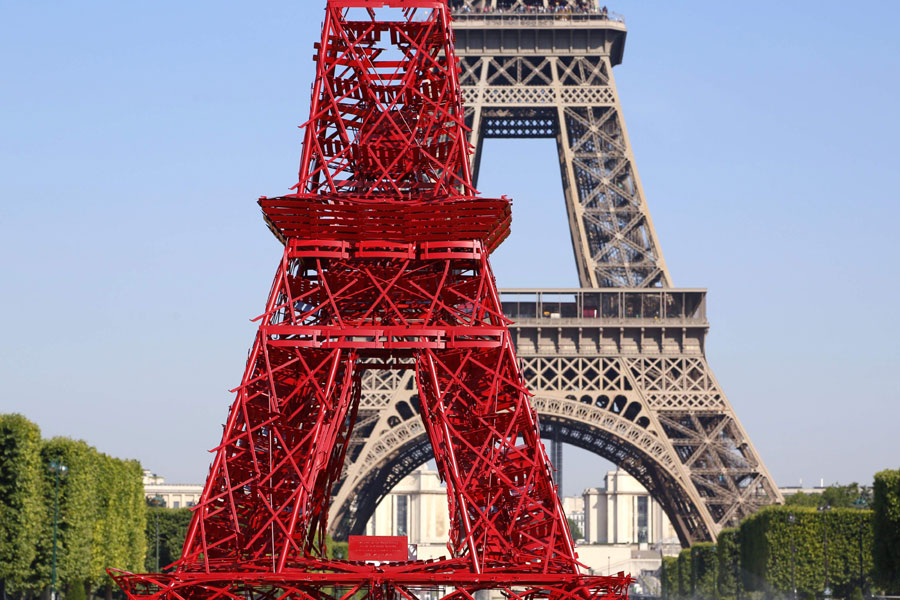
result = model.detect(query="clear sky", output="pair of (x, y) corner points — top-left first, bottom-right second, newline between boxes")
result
(1, 1), (898, 497)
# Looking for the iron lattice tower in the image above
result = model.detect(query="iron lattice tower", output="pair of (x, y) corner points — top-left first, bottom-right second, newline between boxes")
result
(111, 2), (631, 599)
(329, 0), (783, 547)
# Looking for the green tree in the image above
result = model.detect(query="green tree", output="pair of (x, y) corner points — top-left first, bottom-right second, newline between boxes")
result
(93, 455), (147, 590)
(717, 529), (740, 600)
(677, 548), (692, 600)
(144, 508), (192, 572)
(740, 505), (873, 598)
(784, 484), (871, 510)
(566, 518), (583, 541)
(67, 578), (87, 600)
(123, 460), (148, 575)
(660, 556), (678, 600)
(784, 492), (822, 508)
(0, 417), (148, 598)
(325, 534), (349, 561)
(37, 438), (100, 594)
(821, 483), (870, 510)
(691, 543), (718, 600)
(0, 415), (46, 596)
(872, 469), (900, 592)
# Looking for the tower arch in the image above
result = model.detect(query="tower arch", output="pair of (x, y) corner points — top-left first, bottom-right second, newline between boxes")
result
(330, 375), (716, 547)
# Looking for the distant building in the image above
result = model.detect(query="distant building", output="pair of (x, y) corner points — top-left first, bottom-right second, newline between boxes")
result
(582, 468), (679, 549)
(365, 464), (450, 560)
(143, 470), (203, 509)
(779, 484), (828, 497)
(562, 496), (585, 540)
(364, 463), (682, 579)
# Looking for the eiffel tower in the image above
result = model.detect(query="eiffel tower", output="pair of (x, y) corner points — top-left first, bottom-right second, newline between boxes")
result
(328, 0), (783, 547)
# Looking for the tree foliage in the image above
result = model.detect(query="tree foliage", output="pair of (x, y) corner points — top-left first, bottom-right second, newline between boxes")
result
(144, 508), (192, 572)
(784, 483), (872, 510)
(716, 528), (739, 600)
(93, 455), (146, 585)
(691, 543), (717, 600)
(325, 534), (349, 561)
(0, 414), (147, 596)
(677, 548), (692, 600)
(67, 579), (87, 600)
(0, 415), (46, 594)
(872, 469), (900, 592)
(740, 505), (873, 598)
(660, 556), (678, 600)
(566, 518), (583, 541)
(40, 437), (101, 590)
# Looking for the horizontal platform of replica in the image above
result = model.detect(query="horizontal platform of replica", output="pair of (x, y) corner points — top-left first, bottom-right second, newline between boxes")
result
(262, 324), (506, 350)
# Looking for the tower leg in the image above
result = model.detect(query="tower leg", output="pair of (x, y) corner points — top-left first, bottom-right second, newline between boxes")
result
(466, 105), (486, 188)
(551, 430), (563, 500)
(553, 98), (670, 288)
(416, 342), (576, 573)
(180, 346), (361, 571)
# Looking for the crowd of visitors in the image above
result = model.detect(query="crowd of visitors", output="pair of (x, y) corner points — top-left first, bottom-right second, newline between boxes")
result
(449, 1), (613, 18)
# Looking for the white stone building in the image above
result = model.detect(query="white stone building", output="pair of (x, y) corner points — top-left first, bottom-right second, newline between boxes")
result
(143, 470), (204, 509)
(363, 463), (680, 577)
(365, 464), (450, 560)
(562, 495), (585, 540)
(582, 468), (679, 548)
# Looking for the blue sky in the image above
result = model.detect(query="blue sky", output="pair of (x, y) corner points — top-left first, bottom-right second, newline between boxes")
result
(1, 0), (898, 496)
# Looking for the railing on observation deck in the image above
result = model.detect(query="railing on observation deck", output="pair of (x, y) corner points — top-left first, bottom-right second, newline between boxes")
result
(450, 5), (625, 25)
(499, 289), (707, 325)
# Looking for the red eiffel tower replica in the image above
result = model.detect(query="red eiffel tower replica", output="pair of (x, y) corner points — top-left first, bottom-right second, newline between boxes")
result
(111, 2), (633, 599)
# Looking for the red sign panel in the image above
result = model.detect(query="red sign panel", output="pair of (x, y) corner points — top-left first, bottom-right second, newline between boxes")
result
(348, 535), (409, 562)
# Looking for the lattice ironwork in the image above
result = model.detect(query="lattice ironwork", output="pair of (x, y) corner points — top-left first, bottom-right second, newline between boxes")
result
(482, 110), (558, 138)
(330, 347), (781, 546)
(455, 23), (668, 287)
(110, 2), (633, 600)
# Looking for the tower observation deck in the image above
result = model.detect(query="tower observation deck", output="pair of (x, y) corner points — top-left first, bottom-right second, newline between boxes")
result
(327, 0), (783, 547)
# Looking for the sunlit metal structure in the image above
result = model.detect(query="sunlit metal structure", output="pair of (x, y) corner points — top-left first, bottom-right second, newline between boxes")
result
(329, 0), (783, 547)
(110, 1), (631, 599)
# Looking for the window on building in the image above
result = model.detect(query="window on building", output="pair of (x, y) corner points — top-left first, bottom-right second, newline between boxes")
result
(173, 501), (180, 509)
(396, 495), (408, 537)
(637, 496), (648, 543)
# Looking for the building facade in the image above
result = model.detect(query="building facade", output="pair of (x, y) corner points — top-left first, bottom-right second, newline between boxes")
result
(143, 470), (203, 509)
(562, 496), (585, 540)
(362, 464), (681, 562)
(582, 468), (679, 548)
(365, 464), (451, 560)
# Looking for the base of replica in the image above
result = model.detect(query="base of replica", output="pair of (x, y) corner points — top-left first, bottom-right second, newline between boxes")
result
(111, 562), (631, 600)
(109, 2), (633, 600)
